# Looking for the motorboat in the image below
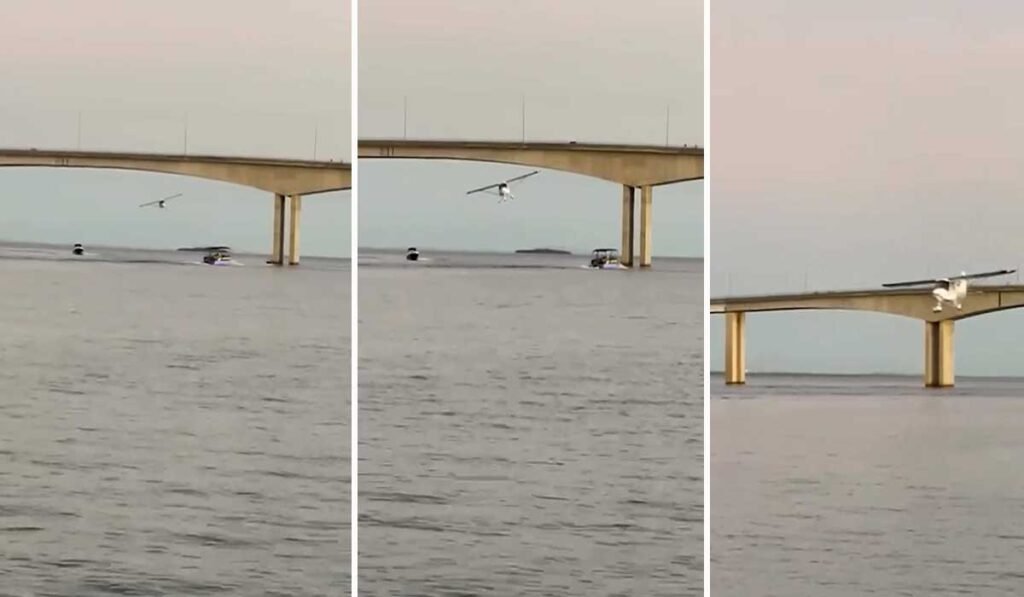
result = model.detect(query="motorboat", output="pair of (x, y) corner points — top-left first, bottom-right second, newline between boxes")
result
(406, 247), (420, 262)
(202, 248), (233, 265)
(588, 248), (623, 269)
(72, 243), (84, 256)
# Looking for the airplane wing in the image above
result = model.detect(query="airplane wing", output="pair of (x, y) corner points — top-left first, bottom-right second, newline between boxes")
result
(139, 192), (183, 207)
(466, 182), (502, 195)
(505, 170), (539, 185)
(882, 277), (943, 288)
(883, 269), (1016, 287)
(957, 268), (1017, 280)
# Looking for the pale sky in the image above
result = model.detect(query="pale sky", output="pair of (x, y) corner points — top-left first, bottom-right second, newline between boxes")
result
(711, 0), (1024, 375)
(0, 0), (350, 256)
(358, 0), (703, 256)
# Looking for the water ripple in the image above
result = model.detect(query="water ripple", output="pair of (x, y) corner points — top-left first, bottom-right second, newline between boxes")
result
(360, 252), (701, 596)
(0, 247), (349, 595)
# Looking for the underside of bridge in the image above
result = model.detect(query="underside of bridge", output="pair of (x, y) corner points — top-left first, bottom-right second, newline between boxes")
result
(719, 310), (960, 388)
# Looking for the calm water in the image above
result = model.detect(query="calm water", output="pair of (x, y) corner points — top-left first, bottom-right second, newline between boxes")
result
(712, 373), (1024, 596)
(0, 242), (349, 596)
(359, 249), (702, 596)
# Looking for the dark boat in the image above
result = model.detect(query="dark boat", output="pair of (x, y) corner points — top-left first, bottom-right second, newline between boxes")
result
(406, 247), (420, 261)
(202, 248), (233, 265)
(72, 243), (84, 256)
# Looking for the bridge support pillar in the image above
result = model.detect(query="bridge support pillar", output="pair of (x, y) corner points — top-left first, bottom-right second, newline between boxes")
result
(924, 320), (954, 388)
(621, 185), (635, 267)
(288, 194), (302, 266)
(270, 193), (286, 265)
(725, 312), (746, 384)
(639, 185), (653, 268)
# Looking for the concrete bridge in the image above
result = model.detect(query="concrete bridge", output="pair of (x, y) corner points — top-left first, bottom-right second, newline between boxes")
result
(358, 139), (703, 268)
(711, 285), (1024, 388)
(0, 148), (351, 265)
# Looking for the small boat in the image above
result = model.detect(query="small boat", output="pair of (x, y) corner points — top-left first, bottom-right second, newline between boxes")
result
(202, 248), (233, 265)
(406, 247), (420, 262)
(588, 248), (623, 269)
(72, 243), (84, 256)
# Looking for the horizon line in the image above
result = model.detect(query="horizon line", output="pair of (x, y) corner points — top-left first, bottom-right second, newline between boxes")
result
(358, 245), (704, 259)
(709, 370), (1024, 380)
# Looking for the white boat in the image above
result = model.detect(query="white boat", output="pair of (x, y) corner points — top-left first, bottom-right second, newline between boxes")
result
(202, 248), (234, 266)
(588, 248), (624, 269)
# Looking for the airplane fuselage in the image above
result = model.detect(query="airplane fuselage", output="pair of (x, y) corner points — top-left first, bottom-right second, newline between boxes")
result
(932, 279), (968, 312)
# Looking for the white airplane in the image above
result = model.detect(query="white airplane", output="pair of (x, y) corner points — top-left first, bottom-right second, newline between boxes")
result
(883, 269), (1016, 312)
(139, 192), (183, 209)
(466, 171), (539, 203)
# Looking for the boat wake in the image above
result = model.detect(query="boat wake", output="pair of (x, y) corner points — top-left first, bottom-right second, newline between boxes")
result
(191, 260), (244, 267)
(580, 264), (626, 270)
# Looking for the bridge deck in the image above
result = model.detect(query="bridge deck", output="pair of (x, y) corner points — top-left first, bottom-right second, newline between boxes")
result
(711, 284), (1024, 321)
(0, 148), (350, 194)
(0, 148), (350, 169)
(712, 284), (1024, 305)
(358, 138), (702, 186)
(359, 138), (703, 155)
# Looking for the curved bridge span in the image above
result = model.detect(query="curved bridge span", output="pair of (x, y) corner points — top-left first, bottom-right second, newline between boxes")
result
(0, 148), (352, 265)
(0, 148), (350, 195)
(711, 285), (1024, 388)
(358, 139), (702, 186)
(359, 139), (703, 267)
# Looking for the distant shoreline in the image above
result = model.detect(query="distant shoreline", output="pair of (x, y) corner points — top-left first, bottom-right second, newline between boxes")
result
(177, 246), (231, 252)
(514, 248), (572, 255)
